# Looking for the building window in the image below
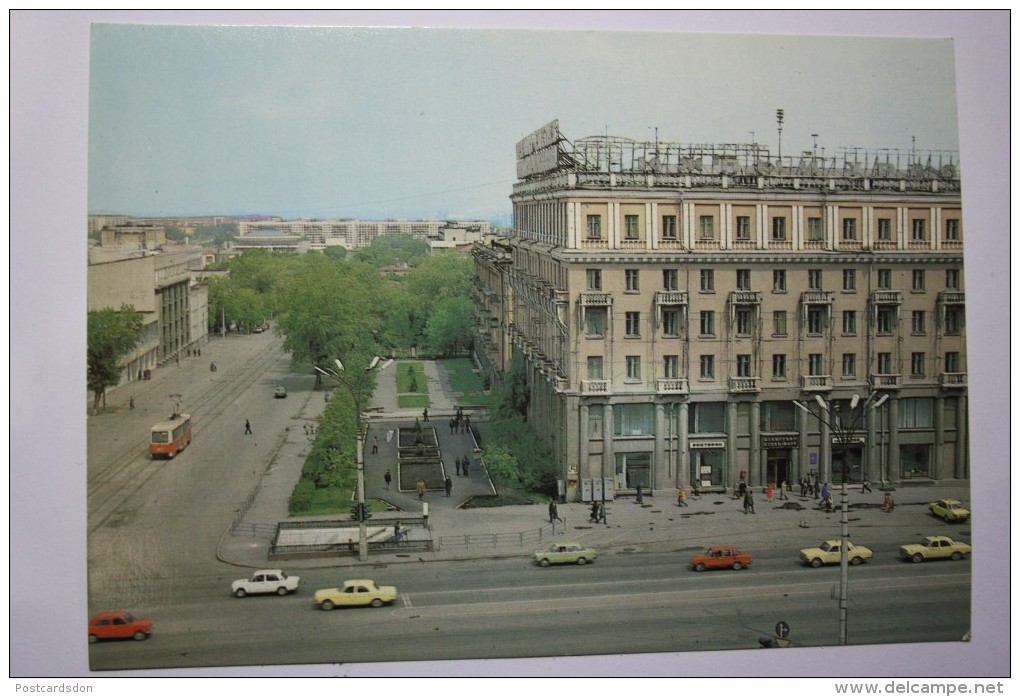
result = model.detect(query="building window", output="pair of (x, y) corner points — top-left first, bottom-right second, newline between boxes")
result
(586, 215), (602, 240)
(807, 307), (826, 335)
(772, 354), (787, 379)
(586, 355), (604, 380)
(945, 307), (963, 334)
(843, 269), (856, 291)
(912, 219), (927, 241)
(808, 269), (822, 290)
(842, 310), (857, 335)
(586, 268), (602, 290)
(615, 404), (654, 436)
(699, 355), (715, 380)
(624, 214), (640, 240)
(737, 354), (752, 377)
(946, 269), (960, 290)
(585, 308), (606, 337)
(945, 219), (960, 241)
(911, 352), (926, 377)
(911, 310), (926, 334)
(736, 268), (751, 290)
(699, 215), (715, 240)
(662, 309), (680, 337)
(842, 353), (856, 378)
(912, 269), (925, 291)
(663, 268), (678, 290)
(772, 217), (786, 241)
(662, 215), (677, 239)
(876, 307), (895, 334)
(877, 352), (893, 375)
(760, 401), (796, 431)
(877, 218), (893, 241)
(626, 355), (641, 380)
(773, 269), (787, 292)
(877, 268), (892, 289)
(625, 311), (641, 337)
(945, 351), (960, 373)
(700, 311), (715, 336)
(700, 269), (715, 292)
(773, 310), (787, 336)
(807, 217), (823, 241)
(736, 308), (753, 335)
(808, 353), (824, 376)
(898, 397), (934, 429)
(663, 354), (679, 379)
(689, 402), (725, 433)
(842, 218), (857, 240)
(625, 269), (640, 292)
(736, 216), (751, 240)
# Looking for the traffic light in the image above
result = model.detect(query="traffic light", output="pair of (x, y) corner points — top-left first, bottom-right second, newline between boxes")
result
(362, 503), (372, 520)
(350, 504), (360, 521)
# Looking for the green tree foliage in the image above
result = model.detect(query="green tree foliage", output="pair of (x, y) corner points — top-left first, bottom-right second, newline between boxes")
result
(480, 444), (520, 494)
(354, 234), (430, 268)
(423, 296), (474, 357)
(87, 305), (144, 413)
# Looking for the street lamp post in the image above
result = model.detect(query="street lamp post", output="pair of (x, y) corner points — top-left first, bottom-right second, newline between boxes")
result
(794, 391), (888, 645)
(315, 356), (393, 562)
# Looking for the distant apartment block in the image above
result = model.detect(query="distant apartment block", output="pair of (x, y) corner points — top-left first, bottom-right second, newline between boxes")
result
(237, 218), (492, 252)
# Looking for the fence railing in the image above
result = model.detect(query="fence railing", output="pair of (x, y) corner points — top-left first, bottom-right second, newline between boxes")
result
(437, 523), (557, 550)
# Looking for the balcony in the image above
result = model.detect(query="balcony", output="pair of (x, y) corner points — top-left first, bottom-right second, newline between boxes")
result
(799, 375), (832, 391)
(655, 290), (688, 306)
(579, 292), (613, 307)
(581, 379), (610, 395)
(728, 290), (762, 305)
(938, 291), (966, 306)
(656, 378), (690, 395)
(800, 290), (834, 305)
(939, 372), (967, 388)
(871, 373), (902, 389)
(728, 377), (761, 393)
(871, 290), (902, 305)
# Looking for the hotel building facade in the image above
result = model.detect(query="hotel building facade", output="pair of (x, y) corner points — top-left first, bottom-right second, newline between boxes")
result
(473, 120), (967, 502)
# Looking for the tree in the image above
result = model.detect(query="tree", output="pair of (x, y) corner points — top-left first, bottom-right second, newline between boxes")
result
(480, 444), (521, 494)
(423, 296), (474, 357)
(87, 305), (144, 413)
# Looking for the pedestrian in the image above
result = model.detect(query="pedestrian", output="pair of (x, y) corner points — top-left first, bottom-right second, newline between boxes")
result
(779, 480), (788, 500)
(384, 469), (392, 490)
(882, 492), (896, 512)
(743, 489), (756, 514)
(197, 348), (201, 357)
(692, 479), (701, 498)
(416, 479), (426, 500)
(590, 501), (599, 522)
(597, 501), (606, 523)
(548, 498), (562, 523)
(372, 436), (379, 454)
(128, 397), (135, 410)
(677, 485), (688, 507)
(861, 477), (872, 493)
(423, 407), (429, 422)
(445, 476), (452, 497)
(766, 482), (775, 502)
(820, 482), (830, 504)
(461, 457), (469, 476)
(465, 415), (471, 432)
(449, 418), (456, 435)
(244, 419), (252, 435)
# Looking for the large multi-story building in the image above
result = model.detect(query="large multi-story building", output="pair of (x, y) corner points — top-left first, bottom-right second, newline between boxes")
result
(237, 218), (492, 252)
(473, 120), (967, 502)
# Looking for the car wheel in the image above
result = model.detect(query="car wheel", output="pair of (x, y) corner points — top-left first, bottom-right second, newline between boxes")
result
(88, 635), (98, 644)
(321, 600), (335, 611)
(277, 587), (289, 596)
(951, 551), (963, 561)
(912, 553), (925, 563)
(539, 558), (550, 567)
(133, 631), (148, 641)
(694, 563), (706, 572)
(810, 558), (823, 568)
(851, 556), (864, 565)
(371, 598), (383, 608)
(576, 557), (587, 565)
(234, 588), (247, 598)
(732, 562), (743, 570)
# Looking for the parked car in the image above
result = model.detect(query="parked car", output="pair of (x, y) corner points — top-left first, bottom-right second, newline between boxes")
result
(899, 535), (972, 563)
(690, 545), (752, 572)
(533, 541), (598, 567)
(314, 579), (398, 610)
(88, 611), (153, 643)
(232, 569), (300, 598)
(799, 540), (873, 567)
(274, 385), (288, 399)
(929, 498), (970, 523)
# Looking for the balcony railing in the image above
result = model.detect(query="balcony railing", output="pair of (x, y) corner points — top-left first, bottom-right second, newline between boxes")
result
(871, 373), (902, 389)
(801, 290), (834, 305)
(581, 379), (610, 395)
(579, 292), (612, 306)
(871, 290), (902, 305)
(939, 372), (967, 388)
(729, 290), (762, 305)
(938, 291), (966, 305)
(655, 290), (688, 306)
(656, 378), (690, 395)
(728, 377), (761, 393)
(800, 375), (832, 391)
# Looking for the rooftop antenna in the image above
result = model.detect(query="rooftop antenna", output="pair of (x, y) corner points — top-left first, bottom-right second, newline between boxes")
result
(812, 133), (819, 158)
(776, 108), (785, 163)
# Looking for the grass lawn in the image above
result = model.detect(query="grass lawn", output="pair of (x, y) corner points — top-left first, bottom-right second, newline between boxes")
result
(297, 488), (388, 516)
(396, 361), (427, 393)
(398, 394), (431, 409)
(441, 357), (497, 407)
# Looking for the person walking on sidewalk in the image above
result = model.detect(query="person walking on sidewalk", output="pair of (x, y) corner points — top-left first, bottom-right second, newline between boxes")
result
(677, 485), (688, 507)
(416, 479), (426, 500)
(743, 489), (756, 514)
(422, 407), (429, 422)
(548, 498), (562, 523)
(384, 469), (392, 490)
(244, 419), (252, 435)
(372, 436), (379, 454)
(861, 477), (873, 493)
(445, 476), (452, 497)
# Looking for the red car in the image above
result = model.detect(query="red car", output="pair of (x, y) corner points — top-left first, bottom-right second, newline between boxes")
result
(690, 545), (752, 572)
(88, 611), (153, 643)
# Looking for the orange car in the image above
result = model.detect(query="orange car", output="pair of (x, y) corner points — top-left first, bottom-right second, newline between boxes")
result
(691, 545), (752, 572)
(88, 611), (153, 643)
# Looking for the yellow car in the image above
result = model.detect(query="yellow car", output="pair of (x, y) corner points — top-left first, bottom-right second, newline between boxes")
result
(533, 542), (598, 567)
(899, 535), (972, 563)
(929, 498), (970, 523)
(799, 540), (873, 567)
(314, 579), (398, 610)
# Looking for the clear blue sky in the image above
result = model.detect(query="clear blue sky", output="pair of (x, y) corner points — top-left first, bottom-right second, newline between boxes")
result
(88, 23), (960, 222)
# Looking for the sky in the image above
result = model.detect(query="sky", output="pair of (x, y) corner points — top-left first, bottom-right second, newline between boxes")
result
(87, 21), (961, 222)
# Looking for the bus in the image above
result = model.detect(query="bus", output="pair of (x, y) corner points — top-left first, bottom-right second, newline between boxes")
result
(149, 413), (192, 459)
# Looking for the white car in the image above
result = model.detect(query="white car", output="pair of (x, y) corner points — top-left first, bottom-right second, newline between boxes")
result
(232, 569), (300, 598)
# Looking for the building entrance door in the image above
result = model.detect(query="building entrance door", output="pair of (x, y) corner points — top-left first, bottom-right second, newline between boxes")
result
(767, 450), (790, 486)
